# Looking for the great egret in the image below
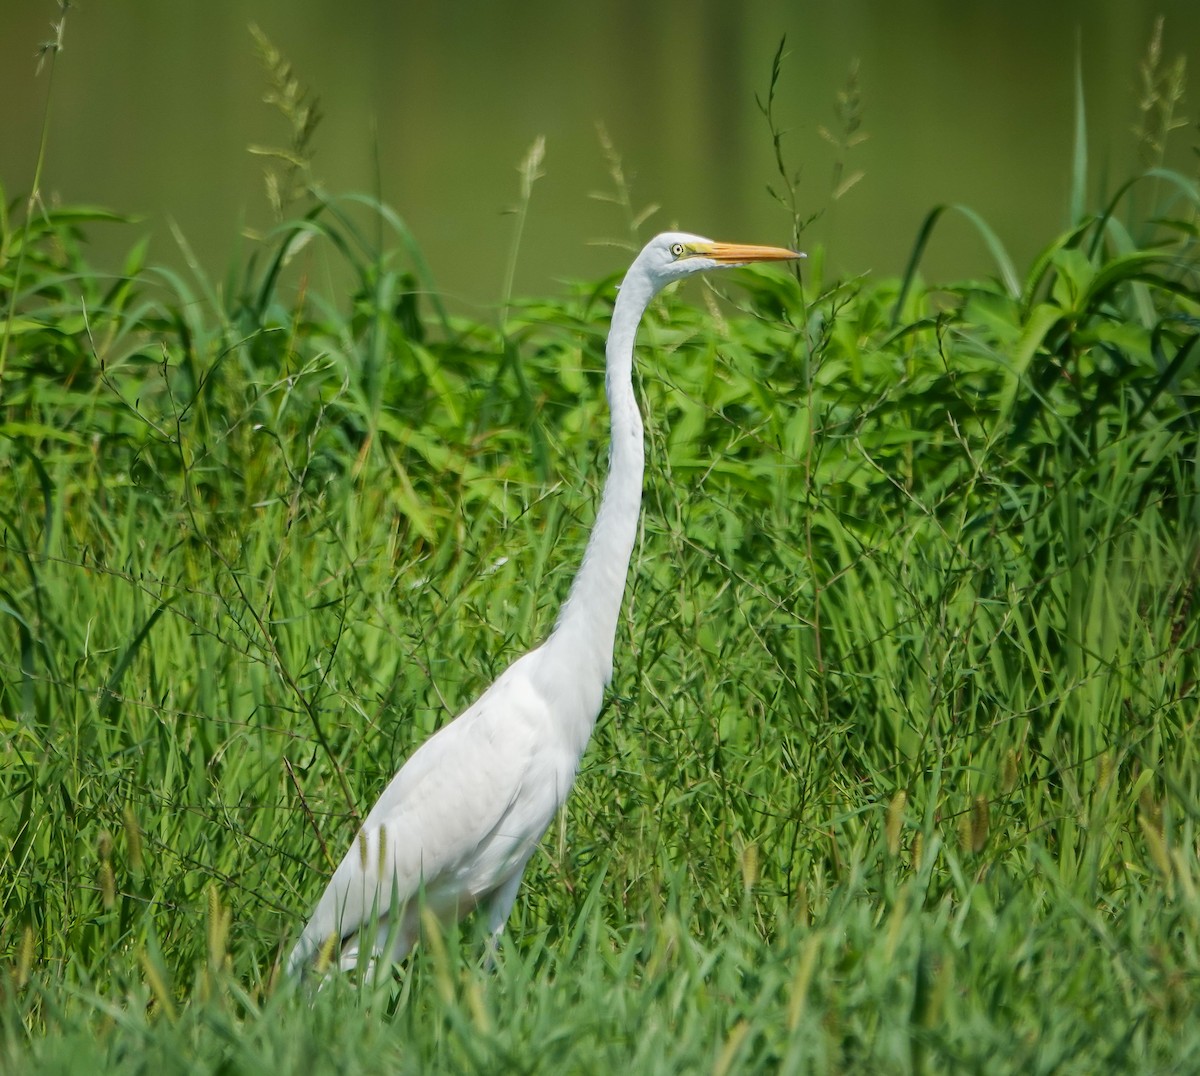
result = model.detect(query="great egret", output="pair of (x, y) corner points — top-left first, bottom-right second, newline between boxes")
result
(286, 232), (801, 976)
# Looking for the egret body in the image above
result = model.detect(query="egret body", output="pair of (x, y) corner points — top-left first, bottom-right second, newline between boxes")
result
(287, 232), (800, 976)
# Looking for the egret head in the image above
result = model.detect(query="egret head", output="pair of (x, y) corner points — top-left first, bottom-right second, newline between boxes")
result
(635, 231), (803, 290)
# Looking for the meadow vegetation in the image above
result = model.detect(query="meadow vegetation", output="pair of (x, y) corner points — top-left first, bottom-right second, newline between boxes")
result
(1, 16), (1199, 1074)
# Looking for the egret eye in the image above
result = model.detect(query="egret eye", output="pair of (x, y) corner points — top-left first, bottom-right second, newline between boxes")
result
(670, 243), (684, 258)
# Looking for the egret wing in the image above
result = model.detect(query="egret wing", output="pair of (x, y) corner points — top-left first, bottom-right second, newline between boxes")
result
(287, 655), (559, 973)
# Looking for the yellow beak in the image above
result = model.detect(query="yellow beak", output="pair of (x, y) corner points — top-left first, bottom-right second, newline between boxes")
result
(695, 241), (804, 264)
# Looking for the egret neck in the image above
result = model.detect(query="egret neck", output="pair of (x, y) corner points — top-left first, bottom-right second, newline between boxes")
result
(545, 267), (656, 709)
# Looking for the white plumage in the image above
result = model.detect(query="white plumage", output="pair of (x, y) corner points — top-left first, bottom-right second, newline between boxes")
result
(286, 232), (801, 977)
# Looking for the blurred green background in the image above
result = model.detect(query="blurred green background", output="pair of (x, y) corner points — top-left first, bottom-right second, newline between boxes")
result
(2, 1), (1197, 308)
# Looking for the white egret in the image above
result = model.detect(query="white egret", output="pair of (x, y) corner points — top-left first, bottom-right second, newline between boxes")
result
(286, 232), (801, 976)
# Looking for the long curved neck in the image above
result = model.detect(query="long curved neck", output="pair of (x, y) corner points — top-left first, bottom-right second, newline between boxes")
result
(547, 270), (656, 682)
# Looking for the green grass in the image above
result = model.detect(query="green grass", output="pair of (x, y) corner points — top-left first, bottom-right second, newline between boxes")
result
(2, 25), (1200, 1073)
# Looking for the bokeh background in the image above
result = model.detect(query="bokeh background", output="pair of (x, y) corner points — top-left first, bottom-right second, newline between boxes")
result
(2, 1), (1198, 312)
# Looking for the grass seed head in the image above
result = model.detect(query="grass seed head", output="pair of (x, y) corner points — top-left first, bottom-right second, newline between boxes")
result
(99, 861), (116, 910)
(122, 805), (143, 877)
(15, 925), (35, 990)
(971, 795), (990, 854)
(1001, 750), (1019, 794)
(315, 932), (338, 976)
(739, 840), (760, 892)
(886, 790), (907, 857)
